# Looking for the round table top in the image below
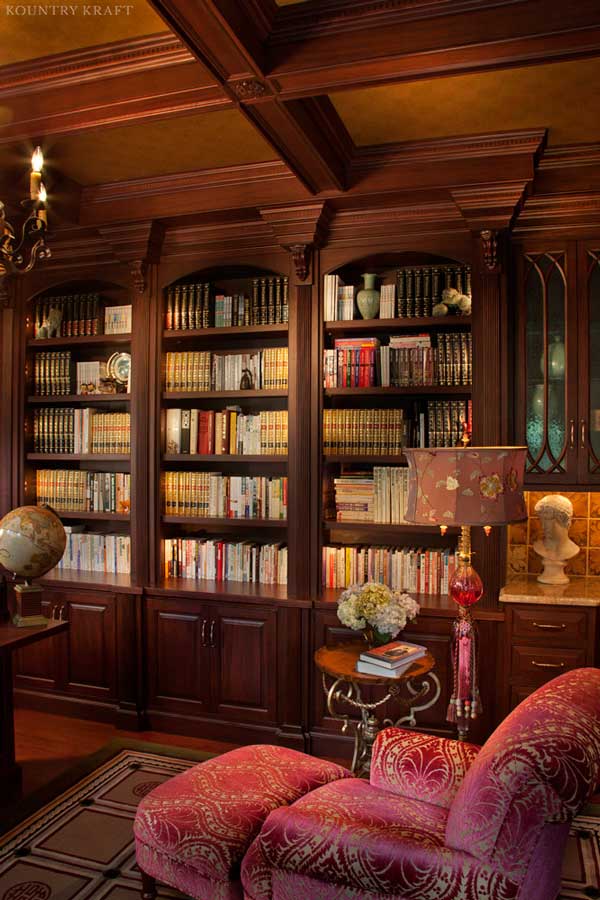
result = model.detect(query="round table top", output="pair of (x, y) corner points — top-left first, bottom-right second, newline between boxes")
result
(315, 641), (435, 685)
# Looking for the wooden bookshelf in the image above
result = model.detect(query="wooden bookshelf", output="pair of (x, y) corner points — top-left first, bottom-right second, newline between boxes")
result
(325, 316), (471, 335)
(162, 390), (287, 400)
(324, 386), (471, 397)
(161, 516), (287, 528)
(27, 333), (132, 349)
(28, 394), (131, 404)
(323, 454), (405, 464)
(27, 453), (130, 462)
(163, 454), (287, 464)
(322, 520), (459, 536)
(58, 511), (130, 521)
(163, 324), (288, 340)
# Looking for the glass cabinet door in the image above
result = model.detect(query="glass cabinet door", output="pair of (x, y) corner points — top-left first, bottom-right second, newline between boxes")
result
(580, 247), (600, 481)
(522, 251), (573, 480)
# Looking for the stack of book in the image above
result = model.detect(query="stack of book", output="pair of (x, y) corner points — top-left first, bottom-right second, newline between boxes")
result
(331, 467), (409, 523)
(356, 641), (427, 678)
(323, 274), (355, 320)
(58, 531), (131, 575)
(33, 409), (130, 454)
(396, 265), (471, 318)
(324, 338), (380, 388)
(164, 538), (287, 584)
(163, 472), (287, 519)
(426, 399), (472, 447)
(165, 408), (288, 455)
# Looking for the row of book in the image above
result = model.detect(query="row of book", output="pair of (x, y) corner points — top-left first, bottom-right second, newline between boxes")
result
(323, 265), (472, 321)
(33, 409), (131, 454)
(34, 295), (104, 338)
(163, 539), (287, 584)
(324, 332), (472, 388)
(331, 467), (409, 523)
(427, 399), (472, 448)
(165, 277), (289, 330)
(322, 545), (459, 593)
(323, 409), (404, 456)
(165, 408), (288, 456)
(163, 472), (288, 519)
(58, 530), (131, 574)
(34, 352), (72, 396)
(164, 349), (288, 392)
(36, 471), (130, 513)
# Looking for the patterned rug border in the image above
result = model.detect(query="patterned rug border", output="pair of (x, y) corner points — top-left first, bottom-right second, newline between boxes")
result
(0, 738), (214, 838)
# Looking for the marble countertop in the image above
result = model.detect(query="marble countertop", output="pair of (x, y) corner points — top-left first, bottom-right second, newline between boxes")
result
(500, 575), (600, 606)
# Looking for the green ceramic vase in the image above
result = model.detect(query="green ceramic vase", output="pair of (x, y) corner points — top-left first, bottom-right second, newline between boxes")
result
(356, 273), (380, 319)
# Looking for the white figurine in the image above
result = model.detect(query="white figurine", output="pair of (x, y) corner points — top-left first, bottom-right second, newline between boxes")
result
(533, 494), (579, 585)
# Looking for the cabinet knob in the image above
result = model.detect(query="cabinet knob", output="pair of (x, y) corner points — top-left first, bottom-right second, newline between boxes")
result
(210, 619), (215, 648)
(532, 622), (566, 630)
(581, 419), (587, 449)
(531, 660), (565, 669)
(201, 618), (207, 647)
(569, 419), (575, 450)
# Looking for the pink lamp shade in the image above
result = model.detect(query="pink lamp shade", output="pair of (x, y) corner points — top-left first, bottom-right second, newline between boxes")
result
(403, 447), (528, 527)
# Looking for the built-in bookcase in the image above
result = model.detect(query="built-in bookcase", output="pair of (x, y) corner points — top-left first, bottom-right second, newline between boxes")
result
(157, 266), (291, 600)
(319, 254), (473, 605)
(21, 278), (136, 586)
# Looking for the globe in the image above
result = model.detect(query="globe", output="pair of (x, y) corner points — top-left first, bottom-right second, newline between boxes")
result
(0, 505), (66, 583)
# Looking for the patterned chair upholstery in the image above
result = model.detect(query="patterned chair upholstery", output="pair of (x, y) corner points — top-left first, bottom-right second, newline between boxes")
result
(133, 744), (351, 900)
(241, 668), (600, 900)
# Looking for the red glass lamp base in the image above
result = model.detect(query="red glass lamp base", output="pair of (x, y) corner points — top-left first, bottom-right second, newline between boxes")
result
(449, 563), (484, 609)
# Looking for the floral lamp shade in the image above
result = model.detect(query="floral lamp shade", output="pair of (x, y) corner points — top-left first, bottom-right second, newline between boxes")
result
(403, 447), (528, 528)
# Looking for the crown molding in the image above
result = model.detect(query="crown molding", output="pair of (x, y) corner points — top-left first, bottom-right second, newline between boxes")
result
(513, 191), (600, 234)
(0, 33), (193, 96)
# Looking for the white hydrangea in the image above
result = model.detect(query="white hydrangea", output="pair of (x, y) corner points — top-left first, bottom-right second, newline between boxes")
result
(336, 583), (419, 637)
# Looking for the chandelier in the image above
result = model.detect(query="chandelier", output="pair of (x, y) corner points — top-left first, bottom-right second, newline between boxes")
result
(0, 146), (51, 278)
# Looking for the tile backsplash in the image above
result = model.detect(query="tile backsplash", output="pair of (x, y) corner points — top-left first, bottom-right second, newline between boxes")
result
(507, 491), (600, 578)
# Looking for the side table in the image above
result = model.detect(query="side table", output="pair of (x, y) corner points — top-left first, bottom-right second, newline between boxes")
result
(315, 641), (440, 777)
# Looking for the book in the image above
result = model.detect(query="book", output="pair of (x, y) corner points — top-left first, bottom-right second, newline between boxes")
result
(360, 640), (427, 668)
(356, 658), (420, 678)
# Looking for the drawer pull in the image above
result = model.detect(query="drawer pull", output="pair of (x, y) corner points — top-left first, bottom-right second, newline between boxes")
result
(532, 622), (566, 631)
(532, 660), (565, 669)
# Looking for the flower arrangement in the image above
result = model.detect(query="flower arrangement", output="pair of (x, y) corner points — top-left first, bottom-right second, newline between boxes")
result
(337, 582), (420, 646)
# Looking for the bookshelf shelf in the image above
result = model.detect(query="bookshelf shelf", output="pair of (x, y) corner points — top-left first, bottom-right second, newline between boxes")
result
(322, 520), (459, 537)
(323, 454), (406, 464)
(163, 454), (287, 464)
(162, 390), (287, 401)
(163, 324), (288, 340)
(162, 516), (287, 528)
(27, 453), (130, 462)
(324, 386), (471, 397)
(154, 577), (293, 605)
(57, 511), (130, 521)
(28, 394), (131, 405)
(27, 333), (131, 349)
(325, 316), (471, 335)
(39, 569), (141, 594)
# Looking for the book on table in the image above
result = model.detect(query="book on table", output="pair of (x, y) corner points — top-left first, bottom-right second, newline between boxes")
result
(356, 657), (421, 678)
(360, 640), (427, 669)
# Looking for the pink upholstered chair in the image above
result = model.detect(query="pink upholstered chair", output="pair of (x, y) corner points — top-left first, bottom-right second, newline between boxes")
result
(241, 668), (600, 900)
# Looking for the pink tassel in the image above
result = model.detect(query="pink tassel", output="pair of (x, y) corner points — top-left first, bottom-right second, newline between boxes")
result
(447, 611), (482, 735)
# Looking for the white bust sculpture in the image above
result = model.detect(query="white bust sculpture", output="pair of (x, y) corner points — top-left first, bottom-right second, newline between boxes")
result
(533, 494), (579, 585)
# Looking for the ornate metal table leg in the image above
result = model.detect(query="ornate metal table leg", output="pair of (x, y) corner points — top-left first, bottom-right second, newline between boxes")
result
(322, 674), (393, 777)
(386, 672), (442, 729)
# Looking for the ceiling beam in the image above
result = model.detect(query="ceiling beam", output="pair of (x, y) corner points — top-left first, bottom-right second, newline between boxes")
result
(269, 0), (600, 97)
(146, 0), (353, 193)
(0, 35), (229, 146)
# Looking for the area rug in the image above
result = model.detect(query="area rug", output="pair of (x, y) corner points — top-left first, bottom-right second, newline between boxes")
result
(0, 740), (598, 899)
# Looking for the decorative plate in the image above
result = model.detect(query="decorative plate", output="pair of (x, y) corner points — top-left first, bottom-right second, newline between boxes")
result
(107, 351), (131, 386)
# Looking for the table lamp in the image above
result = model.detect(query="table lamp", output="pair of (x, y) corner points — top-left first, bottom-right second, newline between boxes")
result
(403, 446), (527, 739)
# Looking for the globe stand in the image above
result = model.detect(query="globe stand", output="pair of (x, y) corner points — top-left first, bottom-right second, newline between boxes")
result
(13, 582), (48, 628)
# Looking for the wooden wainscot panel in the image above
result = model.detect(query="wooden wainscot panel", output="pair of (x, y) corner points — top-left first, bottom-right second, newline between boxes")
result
(64, 593), (117, 700)
(13, 592), (63, 692)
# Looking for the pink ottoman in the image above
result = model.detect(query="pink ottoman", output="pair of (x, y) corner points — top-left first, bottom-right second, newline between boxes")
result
(134, 744), (351, 900)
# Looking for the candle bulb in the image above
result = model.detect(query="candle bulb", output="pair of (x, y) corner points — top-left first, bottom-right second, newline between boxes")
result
(38, 183), (47, 224)
(30, 146), (44, 200)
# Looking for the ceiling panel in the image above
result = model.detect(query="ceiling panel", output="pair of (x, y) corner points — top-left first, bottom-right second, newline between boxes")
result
(331, 58), (600, 147)
(40, 109), (277, 186)
(0, 0), (167, 66)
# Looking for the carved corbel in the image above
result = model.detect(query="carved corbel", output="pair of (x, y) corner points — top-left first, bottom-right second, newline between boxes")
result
(130, 259), (148, 294)
(287, 244), (311, 282)
(480, 229), (501, 273)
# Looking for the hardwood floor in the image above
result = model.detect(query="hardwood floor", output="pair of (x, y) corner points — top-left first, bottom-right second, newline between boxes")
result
(12, 707), (241, 801)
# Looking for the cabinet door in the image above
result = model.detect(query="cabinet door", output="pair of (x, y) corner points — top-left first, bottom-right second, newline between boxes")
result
(63, 592), (117, 701)
(578, 243), (600, 482)
(516, 246), (578, 484)
(146, 597), (211, 716)
(13, 590), (64, 692)
(208, 603), (278, 724)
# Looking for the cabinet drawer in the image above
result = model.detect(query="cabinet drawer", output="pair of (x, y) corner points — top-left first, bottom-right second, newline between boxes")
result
(511, 644), (586, 687)
(511, 607), (588, 646)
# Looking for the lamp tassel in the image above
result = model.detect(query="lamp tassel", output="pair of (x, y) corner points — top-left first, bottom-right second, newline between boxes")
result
(446, 526), (483, 739)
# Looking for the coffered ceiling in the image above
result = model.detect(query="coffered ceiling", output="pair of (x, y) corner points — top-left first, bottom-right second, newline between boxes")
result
(0, 0), (165, 66)
(331, 57), (600, 148)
